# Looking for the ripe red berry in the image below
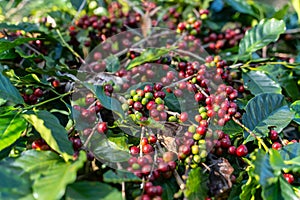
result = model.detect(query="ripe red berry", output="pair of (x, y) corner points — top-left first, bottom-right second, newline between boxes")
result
(228, 146), (236, 155)
(148, 134), (157, 144)
(140, 137), (149, 146)
(272, 142), (282, 150)
(130, 146), (140, 155)
(179, 112), (188, 122)
(269, 130), (278, 141)
(142, 144), (154, 154)
(133, 102), (143, 111)
(33, 88), (43, 97)
(97, 122), (108, 134)
(236, 144), (248, 157)
(283, 173), (294, 184)
(52, 79), (60, 88)
(220, 138), (231, 148)
(196, 126), (206, 135)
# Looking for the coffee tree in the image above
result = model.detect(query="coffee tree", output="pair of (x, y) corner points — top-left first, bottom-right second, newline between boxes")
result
(0, 0), (300, 199)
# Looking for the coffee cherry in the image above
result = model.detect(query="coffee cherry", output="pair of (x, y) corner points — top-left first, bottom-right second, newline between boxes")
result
(179, 112), (188, 122)
(33, 88), (43, 97)
(130, 146), (140, 155)
(236, 144), (248, 157)
(220, 138), (231, 148)
(97, 122), (108, 134)
(52, 79), (60, 88)
(149, 134), (157, 144)
(142, 144), (154, 154)
(133, 102), (143, 111)
(163, 151), (176, 162)
(228, 146), (236, 155)
(154, 82), (163, 91)
(158, 162), (169, 173)
(141, 137), (149, 146)
(283, 173), (294, 184)
(272, 142), (282, 150)
(269, 130), (278, 141)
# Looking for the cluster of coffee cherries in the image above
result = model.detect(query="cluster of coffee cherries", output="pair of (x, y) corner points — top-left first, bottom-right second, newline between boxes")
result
(122, 83), (172, 123)
(208, 130), (248, 157)
(21, 87), (44, 104)
(140, 182), (163, 200)
(176, 9), (209, 32)
(203, 27), (246, 52)
(31, 138), (50, 150)
(128, 134), (176, 180)
(73, 92), (104, 125)
(69, 2), (140, 48)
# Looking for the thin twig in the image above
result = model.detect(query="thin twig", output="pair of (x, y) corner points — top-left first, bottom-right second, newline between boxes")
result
(72, 0), (87, 24)
(174, 49), (206, 62)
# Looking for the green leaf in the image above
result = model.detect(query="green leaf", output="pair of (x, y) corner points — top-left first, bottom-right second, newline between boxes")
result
(184, 167), (208, 199)
(291, 100), (300, 124)
(22, 110), (74, 161)
(0, 111), (26, 151)
(279, 176), (299, 200)
(0, 22), (40, 32)
(222, 119), (243, 137)
(0, 38), (39, 53)
(32, 151), (86, 200)
(103, 170), (141, 183)
(66, 181), (122, 200)
(91, 136), (130, 163)
(224, 0), (258, 18)
(105, 55), (121, 73)
(0, 70), (24, 104)
(292, 0), (300, 24)
(164, 92), (181, 113)
(242, 71), (281, 95)
(160, 177), (179, 200)
(261, 178), (283, 200)
(71, 0), (86, 10)
(94, 85), (125, 118)
(280, 143), (300, 160)
(257, 65), (300, 101)
(238, 18), (286, 56)
(269, 149), (286, 172)
(252, 150), (276, 186)
(12, 150), (85, 200)
(272, 4), (290, 20)
(242, 93), (294, 142)
(0, 165), (32, 199)
(239, 174), (259, 200)
(126, 47), (176, 70)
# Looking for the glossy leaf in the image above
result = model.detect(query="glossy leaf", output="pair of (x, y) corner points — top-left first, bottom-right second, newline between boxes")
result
(222, 119), (243, 137)
(0, 166), (32, 199)
(0, 70), (24, 104)
(242, 71), (281, 95)
(66, 181), (122, 200)
(292, 0), (300, 24)
(291, 100), (300, 124)
(184, 167), (209, 199)
(0, 38), (39, 53)
(94, 85), (125, 118)
(126, 47), (176, 70)
(103, 170), (141, 183)
(280, 143), (300, 160)
(252, 150), (276, 186)
(32, 151), (86, 200)
(0, 111), (26, 151)
(160, 177), (179, 200)
(23, 110), (74, 161)
(242, 93), (294, 142)
(239, 18), (285, 56)
(239, 175), (258, 200)
(164, 92), (181, 113)
(225, 0), (258, 18)
(92, 136), (130, 163)
(105, 55), (121, 73)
